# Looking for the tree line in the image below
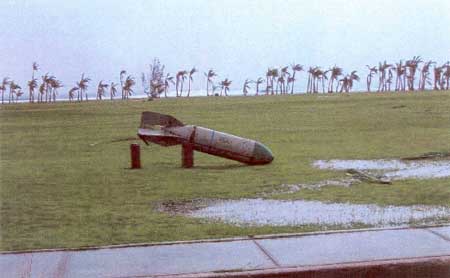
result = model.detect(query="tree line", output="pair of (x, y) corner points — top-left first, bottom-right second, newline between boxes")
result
(1, 56), (449, 104)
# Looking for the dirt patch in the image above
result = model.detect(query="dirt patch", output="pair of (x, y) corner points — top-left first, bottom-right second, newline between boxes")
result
(156, 199), (218, 215)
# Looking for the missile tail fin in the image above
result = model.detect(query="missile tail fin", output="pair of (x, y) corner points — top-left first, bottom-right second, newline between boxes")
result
(138, 112), (184, 147)
(140, 111), (184, 129)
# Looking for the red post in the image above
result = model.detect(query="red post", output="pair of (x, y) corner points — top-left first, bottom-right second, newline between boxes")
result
(130, 143), (141, 169)
(182, 143), (194, 168)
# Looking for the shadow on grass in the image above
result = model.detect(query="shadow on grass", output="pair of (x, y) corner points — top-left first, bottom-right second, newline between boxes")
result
(193, 164), (248, 170)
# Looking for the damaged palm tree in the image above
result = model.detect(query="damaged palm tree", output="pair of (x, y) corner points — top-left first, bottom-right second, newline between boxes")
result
(145, 58), (166, 99)
(290, 63), (303, 94)
(418, 60), (434, 91)
(366, 65), (377, 92)
(405, 56), (422, 91)
(242, 79), (252, 96)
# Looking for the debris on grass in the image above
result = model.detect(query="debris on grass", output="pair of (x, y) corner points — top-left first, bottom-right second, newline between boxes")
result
(346, 169), (392, 184)
(402, 151), (450, 161)
(155, 199), (216, 215)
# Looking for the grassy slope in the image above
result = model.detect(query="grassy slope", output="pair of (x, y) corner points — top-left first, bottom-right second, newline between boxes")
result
(1, 91), (449, 251)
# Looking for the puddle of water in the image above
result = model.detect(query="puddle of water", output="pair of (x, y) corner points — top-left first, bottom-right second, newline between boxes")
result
(189, 199), (450, 227)
(314, 159), (450, 180)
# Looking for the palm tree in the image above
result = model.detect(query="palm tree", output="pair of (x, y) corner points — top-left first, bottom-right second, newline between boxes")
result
(15, 89), (24, 103)
(280, 66), (289, 94)
(393, 61), (406, 91)
(109, 82), (118, 100)
(318, 69), (328, 93)
(38, 82), (45, 103)
(307, 67), (323, 93)
(270, 68), (279, 94)
(433, 65), (444, 90)
(443, 62), (450, 90)
(286, 76), (295, 94)
(276, 76), (285, 94)
(9, 81), (21, 103)
(255, 77), (264, 95)
(265, 68), (272, 95)
(386, 68), (393, 91)
(120, 70), (127, 99)
(205, 69), (217, 96)
(49, 79), (62, 102)
(40, 74), (49, 102)
(418, 61), (434, 91)
(187, 67), (197, 97)
(27, 78), (38, 103)
(40, 74), (55, 102)
(68, 87), (79, 102)
(405, 56), (422, 91)
(349, 71), (360, 92)
(30, 62), (39, 102)
(32, 62), (39, 78)
(338, 76), (349, 93)
(328, 66), (343, 93)
(1, 78), (10, 104)
(290, 64), (304, 94)
(123, 75), (135, 98)
(176, 70), (188, 97)
(377, 61), (392, 92)
(96, 81), (109, 100)
(77, 73), (91, 101)
(309, 67), (325, 93)
(242, 79), (252, 96)
(366, 65), (377, 92)
(164, 74), (175, 97)
(338, 71), (359, 93)
(306, 67), (314, 93)
(220, 79), (232, 96)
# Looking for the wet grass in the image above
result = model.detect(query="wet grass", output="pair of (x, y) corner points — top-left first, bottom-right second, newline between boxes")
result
(1, 91), (450, 251)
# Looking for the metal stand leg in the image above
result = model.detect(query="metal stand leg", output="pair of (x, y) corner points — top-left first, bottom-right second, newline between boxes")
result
(182, 143), (194, 168)
(130, 143), (141, 169)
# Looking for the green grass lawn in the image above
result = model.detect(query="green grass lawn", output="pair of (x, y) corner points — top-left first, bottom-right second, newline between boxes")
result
(1, 91), (450, 251)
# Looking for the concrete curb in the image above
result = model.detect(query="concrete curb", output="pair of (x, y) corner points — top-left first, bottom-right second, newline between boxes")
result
(2, 223), (449, 255)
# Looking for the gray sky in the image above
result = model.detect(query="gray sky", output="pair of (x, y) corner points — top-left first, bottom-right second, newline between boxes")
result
(1, 0), (449, 95)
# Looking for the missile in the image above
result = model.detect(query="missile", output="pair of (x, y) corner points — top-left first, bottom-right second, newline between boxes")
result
(137, 111), (274, 165)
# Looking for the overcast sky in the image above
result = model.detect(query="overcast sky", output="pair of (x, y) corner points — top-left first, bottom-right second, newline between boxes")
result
(1, 0), (449, 95)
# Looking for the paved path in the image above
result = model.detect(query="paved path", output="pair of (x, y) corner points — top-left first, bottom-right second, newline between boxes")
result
(1, 226), (449, 277)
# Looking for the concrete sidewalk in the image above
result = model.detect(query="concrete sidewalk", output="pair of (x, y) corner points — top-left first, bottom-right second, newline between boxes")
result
(1, 225), (450, 277)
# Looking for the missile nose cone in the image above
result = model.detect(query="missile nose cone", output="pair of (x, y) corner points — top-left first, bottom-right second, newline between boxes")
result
(252, 142), (274, 164)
